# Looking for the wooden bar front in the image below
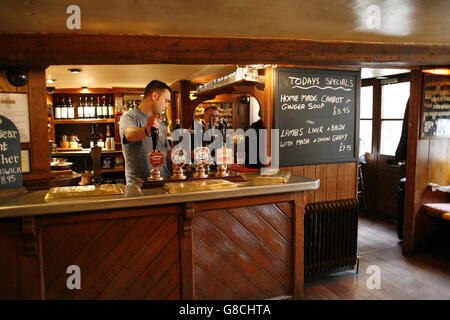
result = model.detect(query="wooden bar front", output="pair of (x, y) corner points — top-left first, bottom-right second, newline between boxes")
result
(0, 191), (310, 300)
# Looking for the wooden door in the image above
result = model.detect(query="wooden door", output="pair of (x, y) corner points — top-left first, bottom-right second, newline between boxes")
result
(361, 74), (410, 220)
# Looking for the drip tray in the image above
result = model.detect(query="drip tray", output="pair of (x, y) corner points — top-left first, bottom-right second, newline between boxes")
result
(45, 184), (123, 200)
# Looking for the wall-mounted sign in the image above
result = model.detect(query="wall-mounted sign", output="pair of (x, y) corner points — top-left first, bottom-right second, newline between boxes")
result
(0, 115), (23, 190)
(0, 93), (30, 143)
(421, 75), (450, 138)
(273, 67), (360, 166)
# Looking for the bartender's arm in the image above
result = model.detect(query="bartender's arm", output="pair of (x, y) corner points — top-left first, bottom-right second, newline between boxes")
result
(124, 115), (162, 142)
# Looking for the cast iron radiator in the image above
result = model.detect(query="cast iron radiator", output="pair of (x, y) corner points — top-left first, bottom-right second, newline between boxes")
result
(304, 199), (359, 275)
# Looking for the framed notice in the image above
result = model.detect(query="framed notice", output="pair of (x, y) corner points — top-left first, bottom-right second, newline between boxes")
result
(0, 93), (30, 143)
(21, 150), (30, 173)
(421, 75), (450, 138)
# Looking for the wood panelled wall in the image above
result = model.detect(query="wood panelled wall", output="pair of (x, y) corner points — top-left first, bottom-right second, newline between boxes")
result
(0, 67), (51, 181)
(407, 138), (450, 253)
(0, 205), (183, 300)
(193, 201), (294, 299)
(404, 70), (450, 255)
(281, 162), (358, 202)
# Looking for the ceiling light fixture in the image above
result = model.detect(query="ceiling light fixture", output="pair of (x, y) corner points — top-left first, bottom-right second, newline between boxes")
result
(422, 68), (450, 76)
(46, 79), (56, 84)
(68, 68), (82, 74)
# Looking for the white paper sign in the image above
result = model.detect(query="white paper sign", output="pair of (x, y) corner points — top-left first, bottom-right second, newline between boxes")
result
(0, 93), (30, 143)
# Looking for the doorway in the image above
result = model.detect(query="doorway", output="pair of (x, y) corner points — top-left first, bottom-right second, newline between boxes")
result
(358, 68), (410, 253)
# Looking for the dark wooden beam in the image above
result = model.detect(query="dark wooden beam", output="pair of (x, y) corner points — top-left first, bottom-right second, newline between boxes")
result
(0, 33), (449, 67)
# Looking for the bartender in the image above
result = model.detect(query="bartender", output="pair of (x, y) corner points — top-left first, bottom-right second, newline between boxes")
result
(119, 80), (172, 185)
(202, 105), (220, 129)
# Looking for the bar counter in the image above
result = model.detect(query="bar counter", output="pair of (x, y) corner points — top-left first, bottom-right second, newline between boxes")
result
(0, 174), (319, 300)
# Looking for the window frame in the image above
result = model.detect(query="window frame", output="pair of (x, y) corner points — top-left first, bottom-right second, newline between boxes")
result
(361, 73), (410, 159)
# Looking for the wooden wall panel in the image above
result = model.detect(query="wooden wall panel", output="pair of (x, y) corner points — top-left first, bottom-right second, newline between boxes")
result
(0, 67), (52, 181)
(303, 165), (316, 202)
(404, 71), (450, 254)
(428, 139), (450, 186)
(193, 202), (293, 299)
(0, 218), (43, 299)
(41, 213), (181, 300)
(281, 162), (357, 203)
(0, 221), (21, 299)
(325, 164), (338, 201)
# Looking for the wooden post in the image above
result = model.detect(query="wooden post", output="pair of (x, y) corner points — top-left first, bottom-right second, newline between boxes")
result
(292, 191), (310, 299)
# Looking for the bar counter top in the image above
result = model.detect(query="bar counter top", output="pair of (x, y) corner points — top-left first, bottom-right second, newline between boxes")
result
(0, 173), (319, 219)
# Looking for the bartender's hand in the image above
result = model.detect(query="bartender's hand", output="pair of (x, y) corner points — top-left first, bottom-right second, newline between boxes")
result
(124, 114), (162, 143)
(146, 114), (162, 131)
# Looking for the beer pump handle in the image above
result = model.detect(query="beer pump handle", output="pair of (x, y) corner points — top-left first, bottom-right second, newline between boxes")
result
(219, 119), (227, 143)
(151, 127), (159, 151)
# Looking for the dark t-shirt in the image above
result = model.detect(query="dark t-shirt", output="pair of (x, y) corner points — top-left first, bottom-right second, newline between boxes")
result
(245, 119), (265, 169)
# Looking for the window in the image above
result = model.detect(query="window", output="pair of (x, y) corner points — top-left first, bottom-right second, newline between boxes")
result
(379, 81), (410, 156)
(359, 85), (373, 156)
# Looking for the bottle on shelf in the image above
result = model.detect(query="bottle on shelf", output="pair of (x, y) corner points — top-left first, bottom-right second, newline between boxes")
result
(90, 96), (95, 119)
(96, 96), (103, 119)
(78, 96), (84, 119)
(54, 97), (61, 120)
(61, 97), (68, 119)
(98, 134), (105, 148)
(108, 97), (114, 118)
(67, 97), (75, 119)
(102, 96), (108, 119)
(84, 96), (90, 119)
(105, 125), (112, 149)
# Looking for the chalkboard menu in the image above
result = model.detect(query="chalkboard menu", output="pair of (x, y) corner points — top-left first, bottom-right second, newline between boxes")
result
(421, 76), (450, 138)
(274, 68), (359, 166)
(0, 115), (23, 190)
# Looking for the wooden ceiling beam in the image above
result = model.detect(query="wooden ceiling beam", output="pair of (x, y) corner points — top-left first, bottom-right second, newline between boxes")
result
(0, 33), (449, 67)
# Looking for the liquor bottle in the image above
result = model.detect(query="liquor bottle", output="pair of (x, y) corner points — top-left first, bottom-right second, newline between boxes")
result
(84, 96), (89, 119)
(107, 97), (114, 118)
(54, 97), (61, 120)
(98, 134), (105, 148)
(67, 97), (75, 119)
(102, 96), (108, 119)
(61, 97), (68, 119)
(96, 96), (103, 119)
(90, 96), (95, 119)
(78, 96), (84, 119)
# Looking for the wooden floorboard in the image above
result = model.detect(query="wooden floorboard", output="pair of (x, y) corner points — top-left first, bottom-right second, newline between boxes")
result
(304, 215), (450, 300)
